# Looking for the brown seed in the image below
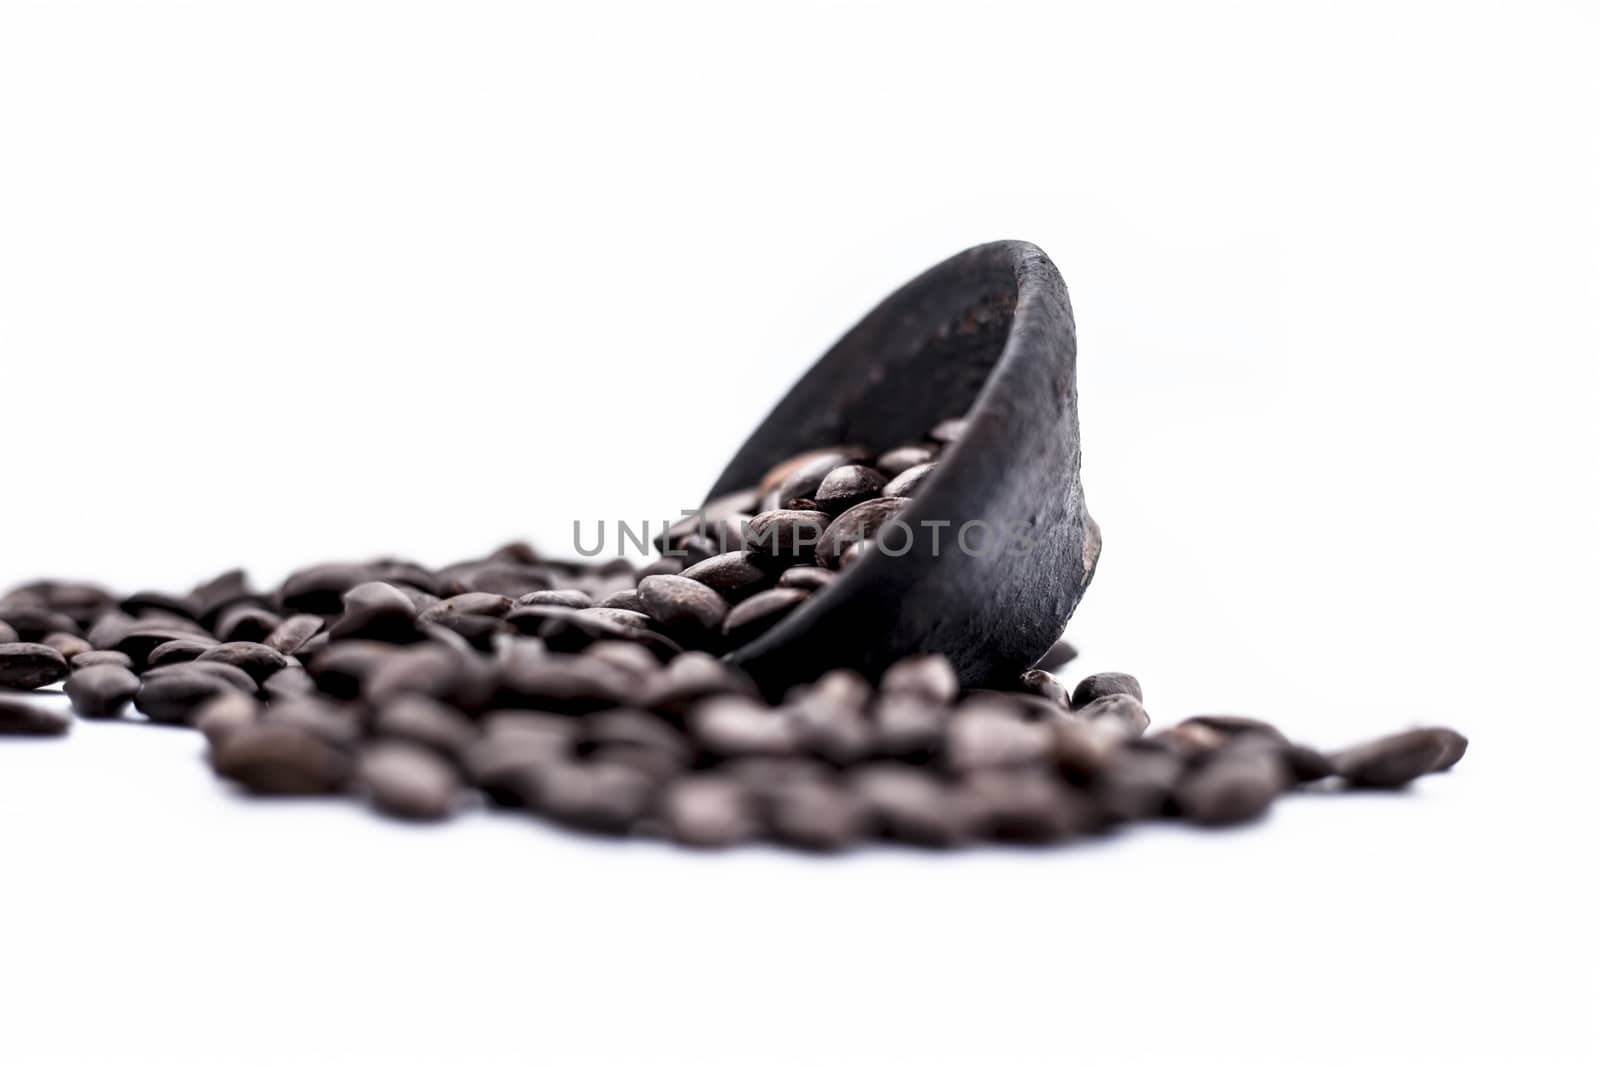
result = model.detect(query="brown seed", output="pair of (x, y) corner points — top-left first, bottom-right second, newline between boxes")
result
(661, 775), (758, 848)
(71, 650), (134, 671)
(197, 642), (291, 684)
(465, 713), (575, 806)
(194, 690), (261, 747)
(263, 614), (326, 656)
(743, 509), (832, 562)
(928, 417), (968, 444)
(214, 604), (282, 644)
(0, 605), (80, 642)
(363, 643), (494, 710)
(1076, 694), (1151, 737)
(597, 588), (648, 612)
(42, 632), (91, 660)
(373, 695), (478, 760)
(262, 667), (316, 702)
(211, 722), (351, 795)
(1096, 742), (1185, 821)
(582, 639), (663, 678)
(306, 641), (398, 701)
(419, 593), (514, 622)
(0, 621), (17, 643)
(146, 637), (221, 668)
(812, 464), (889, 515)
(329, 582), (419, 643)
(873, 692), (950, 761)
(721, 587), (809, 644)
(880, 654), (960, 704)
(1071, 672), (1143, 707)
(876, 444), (938, 477)
(1017, 668), (1069, 707)
(679, 552), (770, 602)
(692, 695), (798, 758)
(786, 670), (874, 766)
(881, 462), (937, 498)
(495, 651), (638, 712)
(516, 588), (593, 609)
(645, 651), (761, 715)
(1331, 727), (1469, 789)
(637, 575), (730, 634)
(533, 761), (657, 834)
(776, 566), (837, 592)
(64, 664), (141, 719)
(583, 708), (694, 779)
(956, 770), (1088, 843)
(261, 696), (363, 748)
(947, 707), (1052, 772)
(759, 446), (870, 493)
(0, 642), (71, 690)
(816, 498), (907, 568)
(358, 741), (461, 821)
(135, 665), (249, 725)
(278, 562), (376, 615)
(1176, 748), (1287, 825)
(767, 778), (870, 851)
(0, 693), (73, 736)
(1047, 715), (1125, 782)
(852, 765), (964, 847)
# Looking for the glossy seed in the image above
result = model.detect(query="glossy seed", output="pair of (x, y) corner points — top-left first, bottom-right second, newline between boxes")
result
(816, 498), (907, 568)
(1071, 672), (1143, 707)
(263, 614), (325, 656)
(0, 643), (71, 690)
(881, 462), (937, 498)
(637, 575), (730, 634)
(358, 742), (461, 821)
(1076, 693), (1150, 736)
(812, 464), (888, 515)
(743, 509), (832, 562)
(1331, 727), (1469, 789)
(876, 444), (938, 477)
(64, 664), (141, 719)
(661, 776), (758, 848)
(1176, 748), (1286, 825)
(721, 587), (809, 644)
(679, 552), (770, 602)
(211, 722), (351, 795)
(879, 654), (959, 704)
(0, 694), (73, 736)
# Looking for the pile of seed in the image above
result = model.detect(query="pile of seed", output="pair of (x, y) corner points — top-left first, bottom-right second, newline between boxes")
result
(0, 424), (1468, 850)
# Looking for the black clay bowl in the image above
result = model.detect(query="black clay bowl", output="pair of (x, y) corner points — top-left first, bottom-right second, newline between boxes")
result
(706, 240), (1099, 693)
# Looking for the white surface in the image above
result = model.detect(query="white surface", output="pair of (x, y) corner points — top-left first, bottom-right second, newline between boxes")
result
(2, 2), (1597, 1065)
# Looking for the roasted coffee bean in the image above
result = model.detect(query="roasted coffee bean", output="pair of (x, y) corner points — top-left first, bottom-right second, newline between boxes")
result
(147, 638), (219, 668)
(211, 722), (351, 795)
(0, 694), (73, 736)
(879, 653), (960, 704)
(881, 462), (937, 498)
(215, 604), (281, 645)
(373, 695), (478, 760)
(876, 444), (938, 477)
(776, 566), (837, 592)
(767, 778), (870, 852)
(1331, 727), (1469, 789)
(597, 588), (647, 613)
(329, 582), (419, 643)
(154, 660), (258, 693)
(0, 621), (16, 644)
(64, 664), (141, 719)
(135, 666), (248, 725)
(786, 671), (874, 766)
(957, 771), (1089, 843)
(0, 643), (71, 690)
(364, 643), (494, 710)
(646, 651), (761, 716)
(194, 690), (261, 747)
(1076, 694), (1150, 736)
(812, 464), (888, 515)
(0, 605), (80, 642)
(1176, 747), (1287, 825)
(1048, 715), (1124, 782)
(873, 692), (950, 761)
(358, 741), (461, 821)
(655, 488), (762, 552)
(758, 446), (869, 494)
(71, 650), (134, 671)
(516, 588), (594, 609)
(262, 667), (316, 702)
(197, 642), (291, 684)
(420, 593), (514, 623)
(189, 569), (253, 625)
(278, 562), (376, 615)
(660, 775), (758, 848)
(42, 632), (91, 660)
(721, 587), (809, 644)
(263, 614), (325, 656)
(466, 713), (574, 806)
(947, 706), (1052, 772)
(306, 641), (397, 701)
(744, 509), (832, 562)
(816, 498), (907, 569)
(774, 452), (855, 509)
(927, 417), (968, 444)
(852, 765), (964, 847)
(637, 556), (686, 578)
(1071, 672), (1143, 707)
(496, 651), (638, 712)
(692, 695), (797, 759)
(1179, 715), (1288, 744)
(121, 590), (199, 620)
(1096, 742), (1185, 821)
(582, 639), (662, 677)
(1017, 669), (1069, 708)
(637, 575), (729, 635)
(261, 696), (363, 748)
(679, 552), (770, 602)
(1282, 743), (1336, 784)
(582, 708), (693, 779)
(533, 760), (657, 834)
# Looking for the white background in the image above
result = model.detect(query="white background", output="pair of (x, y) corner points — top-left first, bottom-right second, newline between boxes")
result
(2, 3), (1597, 1065)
